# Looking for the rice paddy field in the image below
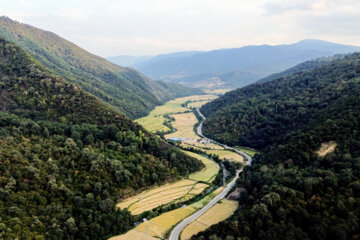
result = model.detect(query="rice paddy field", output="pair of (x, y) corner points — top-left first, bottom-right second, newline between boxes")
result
(111, 94), (245, 240)
(185, 151), (220, 183)
(117, 151), (218, 215)
(110, 187), (226, 240)
(182, 143), (244, 163)
(165, 112), (201, 140)
(180, 199), (239, 240)
(135, 95), (216, 133)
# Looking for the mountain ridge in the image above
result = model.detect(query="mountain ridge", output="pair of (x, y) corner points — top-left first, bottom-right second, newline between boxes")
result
(127, 39), (360, 89)
(0, 16), (203, 119)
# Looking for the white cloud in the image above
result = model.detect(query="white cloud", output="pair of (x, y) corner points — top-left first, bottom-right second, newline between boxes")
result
(0, 0), (359, 56)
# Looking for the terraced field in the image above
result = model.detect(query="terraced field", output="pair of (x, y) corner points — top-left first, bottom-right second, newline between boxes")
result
(111, 187), (225, 240)
(182, 143), (244, 163)
(111, 94), (243, 240)
(180, 199), (239, 240)
(117, 151), (218, 215)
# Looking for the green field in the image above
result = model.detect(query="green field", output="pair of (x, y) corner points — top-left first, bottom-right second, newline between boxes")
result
(135, 95), (217, 133)
(234, 147), (258, 157)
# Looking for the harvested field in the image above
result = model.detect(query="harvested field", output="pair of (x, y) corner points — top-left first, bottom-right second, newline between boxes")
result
(180, 199), (239, 240)
(117, 151), (218, 215)
(135, 95), (216, 133)
(112, 187), (225, 240)
(165, 112), (200, 140)
(117, 179), (205, 215)
(185, 151), (219, 183)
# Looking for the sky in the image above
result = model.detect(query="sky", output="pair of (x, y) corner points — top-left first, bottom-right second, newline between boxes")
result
(0, 0), (359, 57)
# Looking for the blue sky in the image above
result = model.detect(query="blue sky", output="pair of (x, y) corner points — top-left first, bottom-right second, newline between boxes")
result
(1, 0), (359, 56)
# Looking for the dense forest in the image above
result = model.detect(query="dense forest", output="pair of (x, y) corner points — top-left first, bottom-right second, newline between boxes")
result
(193, 54), (360, 240)
(0, 38), (203, 239)
(0, 16), (203, 119)
(201, 53), (360, 149)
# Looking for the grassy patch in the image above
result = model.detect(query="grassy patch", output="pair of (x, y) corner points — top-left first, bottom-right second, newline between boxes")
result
(235, 147), (258, 157)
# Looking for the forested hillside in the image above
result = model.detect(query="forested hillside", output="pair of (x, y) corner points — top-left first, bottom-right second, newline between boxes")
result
(201, 53), (360, 149)
(257, 55), (342, 83)
(0, 16), (202, 119)
(0, 38), (203, 239)
(193, 53), (360, 240)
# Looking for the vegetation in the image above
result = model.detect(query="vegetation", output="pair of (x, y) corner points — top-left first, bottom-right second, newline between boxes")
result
(112, 187), (225, 240)
(134, 39), (360, 90)
(181, 199), (239, 240)
(201, 53), (360, 149)
(135, 95), (216, 133)
(117, 151), (219, 215)
(0, 38), (203, 239)
(193, 53), (360, 240)
(0, 16), (203, 119)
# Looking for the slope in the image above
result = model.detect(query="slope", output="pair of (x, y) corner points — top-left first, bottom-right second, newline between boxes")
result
(0, 16), (202, 119)
(200, 52), (360, 149)
(134, 39), (360, 90)
(193, 62), (360, 240)
(0, 38), (203, 239)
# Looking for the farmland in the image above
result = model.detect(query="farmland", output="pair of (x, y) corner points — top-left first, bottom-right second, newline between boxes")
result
(165, 112), (201, 140)
(180, 199), (239, 240)
(111, 94), (243, 240)
(182, 143), (244, 163)
(117, 151), (218, 215)
(136, 95), (217, 133)
(111, 187), (225, 240)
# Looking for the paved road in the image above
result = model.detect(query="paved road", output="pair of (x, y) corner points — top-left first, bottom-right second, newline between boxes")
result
(169, 109), (253, 240)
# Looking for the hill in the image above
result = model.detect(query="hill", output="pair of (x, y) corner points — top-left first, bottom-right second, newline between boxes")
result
(133, 39), (360, 90)
(107, 55), (153, 67)
(200, 53), (360, 149)
(0, 38), (203, 239)
(193, 52), (360, 240)
(0, 16), (202, 119)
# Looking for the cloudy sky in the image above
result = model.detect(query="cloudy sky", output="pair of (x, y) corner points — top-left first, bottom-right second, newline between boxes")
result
(0, 0), (359, 56)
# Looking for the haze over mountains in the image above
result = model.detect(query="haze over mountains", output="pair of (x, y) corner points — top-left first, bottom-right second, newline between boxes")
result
(108, 40), (360, 90)
(195, 51), (360, 240)
(0, 16), (202, 119)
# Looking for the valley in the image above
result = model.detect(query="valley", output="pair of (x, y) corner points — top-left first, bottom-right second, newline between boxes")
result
(111, 95), (252, 240)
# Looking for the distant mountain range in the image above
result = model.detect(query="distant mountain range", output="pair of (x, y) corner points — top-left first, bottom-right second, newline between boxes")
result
(108, 40), (360, 90)
(0, 16), (203, 119)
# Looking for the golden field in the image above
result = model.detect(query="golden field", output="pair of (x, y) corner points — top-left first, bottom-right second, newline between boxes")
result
(135, 95), (217, 133)
(117, 151), (218, 215)
(165, 112), (201, 140)
(111, 187), (225, 240)
(180, 199), (239, 240)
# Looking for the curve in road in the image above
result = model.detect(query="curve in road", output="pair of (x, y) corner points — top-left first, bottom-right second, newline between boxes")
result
(169, 109), (253, 240)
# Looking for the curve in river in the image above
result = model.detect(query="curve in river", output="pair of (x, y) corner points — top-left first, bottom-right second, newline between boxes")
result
(169, 109), (253, 240)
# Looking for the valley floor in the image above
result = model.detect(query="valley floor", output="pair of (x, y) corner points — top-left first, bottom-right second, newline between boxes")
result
(111, 95), (246, 240)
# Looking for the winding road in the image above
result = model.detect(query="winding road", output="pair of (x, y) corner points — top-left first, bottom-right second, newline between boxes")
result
(168, 109), (253, 240)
